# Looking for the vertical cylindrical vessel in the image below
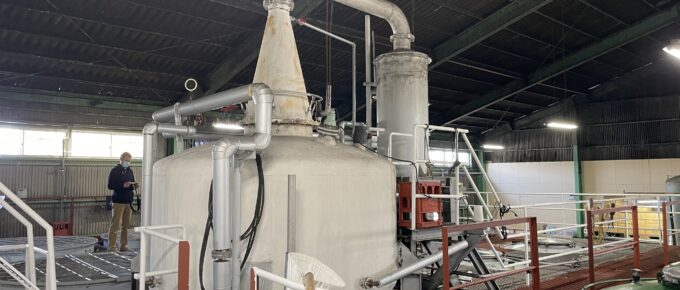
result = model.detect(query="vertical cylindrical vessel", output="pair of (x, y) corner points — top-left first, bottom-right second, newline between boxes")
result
(375, 51), (431, 177)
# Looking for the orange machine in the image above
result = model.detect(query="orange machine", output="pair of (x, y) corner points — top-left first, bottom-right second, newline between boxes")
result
(398, 181), (443, 229)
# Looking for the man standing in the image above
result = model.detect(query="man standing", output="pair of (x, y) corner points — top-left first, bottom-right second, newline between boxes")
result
(107, 152), (136, 252)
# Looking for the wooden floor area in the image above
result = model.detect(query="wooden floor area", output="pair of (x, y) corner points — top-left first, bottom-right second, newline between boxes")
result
(517, 245), (680, 290)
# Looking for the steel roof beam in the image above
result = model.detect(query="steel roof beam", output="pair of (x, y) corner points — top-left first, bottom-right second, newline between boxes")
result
(441, 4), (680, 125)
(430, 0), (555, 69)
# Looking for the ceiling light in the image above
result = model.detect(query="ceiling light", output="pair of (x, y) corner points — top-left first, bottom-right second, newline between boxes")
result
(482, 144), (504, 150)
(663, 39), (680, 59)
(213, 122), (244, 131)
(546, 122), (578, 130)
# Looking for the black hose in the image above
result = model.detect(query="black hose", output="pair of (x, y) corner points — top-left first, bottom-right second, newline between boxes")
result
(198, 154), (266, 289)
(241, 154), (265, 269)
(199, 183), (214, 290)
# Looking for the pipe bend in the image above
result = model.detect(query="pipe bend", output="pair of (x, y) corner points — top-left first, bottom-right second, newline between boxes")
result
(334, 0), (413, 50)
(250, 83), (274, 103)
(212, 139), (240, 161)
(253, 133), (271, 151)
(143, 123), (159, 135)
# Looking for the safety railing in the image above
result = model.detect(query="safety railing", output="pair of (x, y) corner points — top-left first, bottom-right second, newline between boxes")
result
(586, 205), (640, 285)
(0, 182), (56, 290)
(134, 224), (190, 290)
(387, 124), (502, 231)
(441, 217), (541, 290)
(662, 200), (680, 265)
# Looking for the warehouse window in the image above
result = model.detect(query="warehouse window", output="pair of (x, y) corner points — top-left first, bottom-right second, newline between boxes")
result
(0, 127), (66, 156)
(0, 128), (22, 155)
(71, 131), (143, 158)
(428, 148), (472, 167)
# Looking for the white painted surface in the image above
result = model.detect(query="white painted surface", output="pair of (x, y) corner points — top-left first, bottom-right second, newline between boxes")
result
(487, 162), (576, 226)
(582, 159), (680, 193)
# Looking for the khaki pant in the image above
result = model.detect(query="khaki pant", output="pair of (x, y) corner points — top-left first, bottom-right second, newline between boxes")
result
(108, 203), (131, 251)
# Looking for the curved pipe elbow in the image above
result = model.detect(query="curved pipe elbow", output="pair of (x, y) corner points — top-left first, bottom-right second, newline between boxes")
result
(213, 139), (240, 161)
(334, 0), (413, 50)
(143, 123), (159, 135)
(250, 83), (274, 104)
(253, 133), (271, 151)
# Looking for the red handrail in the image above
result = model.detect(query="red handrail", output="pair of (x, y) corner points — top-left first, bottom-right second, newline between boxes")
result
(586, 205), (639, 286)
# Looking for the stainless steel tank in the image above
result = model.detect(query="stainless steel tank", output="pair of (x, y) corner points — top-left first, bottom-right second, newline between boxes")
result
(149, 137), (398, 289)
(147, 1), (398, 289)
(374, 51), (431, 177)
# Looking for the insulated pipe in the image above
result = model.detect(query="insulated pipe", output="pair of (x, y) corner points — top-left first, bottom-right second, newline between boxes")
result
(211, 84), (273, 290)
(152, 85), (253, 122)
(141, 123), (196, 226)
(362, 241), (469, 288)
(334, 0), (413, 50)
(364, 15), (372, 127)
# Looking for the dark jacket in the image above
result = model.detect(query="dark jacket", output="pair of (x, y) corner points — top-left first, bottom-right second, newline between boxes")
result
(107, 164), (135, 204)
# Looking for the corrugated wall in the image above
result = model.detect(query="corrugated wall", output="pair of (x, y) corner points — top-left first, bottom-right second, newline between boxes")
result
(485, 95), (680, 162)
(0, 157), (142, 237)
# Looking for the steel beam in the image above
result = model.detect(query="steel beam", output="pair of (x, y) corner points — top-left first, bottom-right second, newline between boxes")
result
(430, 0), (555, 68)
(0, 86), (164, 112)
(204, 0), (324, 94)
(442, 4), (680, 125)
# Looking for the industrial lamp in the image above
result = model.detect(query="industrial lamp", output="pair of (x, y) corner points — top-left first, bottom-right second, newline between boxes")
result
(213, 120), (244, 131)
(482, 144), (505, 150)
(546, 121), (578, 130)
(663, 39), (680, 59)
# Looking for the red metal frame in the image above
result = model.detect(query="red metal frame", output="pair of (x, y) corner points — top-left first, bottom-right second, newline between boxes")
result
(177, 241), (190, 290)
(586, 205), (639, 286)
(662, 200), (680, 265)
(441, 217), (540, 290)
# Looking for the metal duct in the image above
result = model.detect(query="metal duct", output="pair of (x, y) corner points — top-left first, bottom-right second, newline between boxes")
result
(334, 0), (413, 50)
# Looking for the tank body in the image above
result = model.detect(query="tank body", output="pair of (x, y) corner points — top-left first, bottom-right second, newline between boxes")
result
(148, 136), (398, 289)
(374, 51), (431, 177)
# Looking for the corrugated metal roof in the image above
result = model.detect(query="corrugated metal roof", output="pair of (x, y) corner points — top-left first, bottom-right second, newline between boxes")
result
(0, 0), (677, 133)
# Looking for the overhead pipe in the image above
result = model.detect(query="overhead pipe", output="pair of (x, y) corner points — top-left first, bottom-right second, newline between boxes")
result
(141, 123), (196, 227)
(334, 0), (414, 50)
(210, 83), (273, 290)
(152, 85), (254, 122)
(362, 241), (469, 288)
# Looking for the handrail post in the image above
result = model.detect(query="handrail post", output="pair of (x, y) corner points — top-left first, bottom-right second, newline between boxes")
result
(178, 241), (190, 290)
(529, 217), (540, 290)
(442, 226), (449, 290)
(664, 201), (670, 265)
(586, 209), (595, 284)
(632, 206), (640, 269)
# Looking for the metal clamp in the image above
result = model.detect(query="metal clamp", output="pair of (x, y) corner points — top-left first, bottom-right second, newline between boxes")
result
(211, 249), (232, 261)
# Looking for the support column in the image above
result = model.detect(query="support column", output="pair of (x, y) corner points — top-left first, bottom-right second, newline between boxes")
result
(573, 143), (584, 238)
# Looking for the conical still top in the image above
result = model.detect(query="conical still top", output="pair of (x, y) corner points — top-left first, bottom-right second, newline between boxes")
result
(244, 0), (317, 136)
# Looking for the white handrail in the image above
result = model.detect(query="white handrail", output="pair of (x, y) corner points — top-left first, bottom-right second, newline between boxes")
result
(134, 224), (189, 290)
(0, 182), (55, 290)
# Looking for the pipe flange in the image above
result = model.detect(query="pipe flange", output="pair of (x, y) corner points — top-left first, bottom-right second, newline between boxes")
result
(211, 249), (232, 261)
(263, 0), (293, 11)
(360, 278), (379, 289)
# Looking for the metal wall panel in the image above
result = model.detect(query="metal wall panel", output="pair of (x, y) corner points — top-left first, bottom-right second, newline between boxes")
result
(485, 95), (680, 162)
(0, 157), (142, 238)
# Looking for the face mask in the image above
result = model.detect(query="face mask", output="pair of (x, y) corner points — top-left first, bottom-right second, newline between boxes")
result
(121, 161), (130, 168)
